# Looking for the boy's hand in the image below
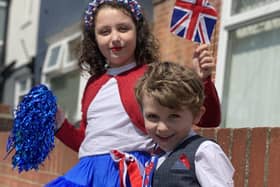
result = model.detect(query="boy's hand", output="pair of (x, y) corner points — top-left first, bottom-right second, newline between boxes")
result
(192, 44), (215, 80)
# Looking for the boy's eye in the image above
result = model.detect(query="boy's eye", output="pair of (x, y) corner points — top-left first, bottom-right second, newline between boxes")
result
(145, 113), (159, 122)
(168, 114), (180, 120)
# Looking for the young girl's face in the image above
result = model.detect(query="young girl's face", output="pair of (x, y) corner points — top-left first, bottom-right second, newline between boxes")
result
(142, 94), (204, 152)
(94, 7), (137, 67)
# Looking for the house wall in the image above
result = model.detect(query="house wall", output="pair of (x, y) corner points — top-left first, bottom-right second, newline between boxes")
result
(5, 0), (40, 67)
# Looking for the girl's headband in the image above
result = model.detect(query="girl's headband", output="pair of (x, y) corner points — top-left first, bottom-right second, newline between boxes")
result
(84, 0), (143, 29)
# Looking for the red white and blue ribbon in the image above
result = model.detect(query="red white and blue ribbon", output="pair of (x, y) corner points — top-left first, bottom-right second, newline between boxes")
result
(142, 155), (159, 187)
(111, 150), (144, 187)
(170, 0), (218, 44)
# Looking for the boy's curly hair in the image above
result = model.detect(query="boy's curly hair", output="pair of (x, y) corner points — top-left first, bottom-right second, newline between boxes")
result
(79, 2), (160, 77)
(135, 61), (205, 115)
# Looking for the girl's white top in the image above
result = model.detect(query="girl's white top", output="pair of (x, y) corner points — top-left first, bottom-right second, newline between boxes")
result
(79, 63), (153, 158)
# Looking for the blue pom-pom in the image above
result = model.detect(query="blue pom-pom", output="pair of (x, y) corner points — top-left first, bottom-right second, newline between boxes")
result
(6, 84), (57, 172)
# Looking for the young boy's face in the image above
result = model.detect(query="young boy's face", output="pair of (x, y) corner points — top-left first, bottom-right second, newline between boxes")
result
(142, 94), (203, 152)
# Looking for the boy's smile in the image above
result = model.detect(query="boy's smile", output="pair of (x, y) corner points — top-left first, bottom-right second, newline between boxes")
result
(142, 94), (203, 152)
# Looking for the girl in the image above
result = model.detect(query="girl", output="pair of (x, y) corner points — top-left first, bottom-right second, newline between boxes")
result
(46, 0), (220, 186)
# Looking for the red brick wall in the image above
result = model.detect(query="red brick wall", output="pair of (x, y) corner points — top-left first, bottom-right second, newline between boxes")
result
(0, 133), (78, 187)
(1, 128), (280, 186)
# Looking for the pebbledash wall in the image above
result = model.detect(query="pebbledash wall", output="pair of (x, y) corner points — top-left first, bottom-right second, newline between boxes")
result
(0, 0), (280, 186)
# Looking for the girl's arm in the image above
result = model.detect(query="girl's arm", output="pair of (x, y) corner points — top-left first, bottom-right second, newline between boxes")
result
(55, 118), (86, 152)
(192, 44), (221, 127)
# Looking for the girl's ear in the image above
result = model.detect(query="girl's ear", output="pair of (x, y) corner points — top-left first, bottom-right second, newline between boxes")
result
(193, 106), (206, 125)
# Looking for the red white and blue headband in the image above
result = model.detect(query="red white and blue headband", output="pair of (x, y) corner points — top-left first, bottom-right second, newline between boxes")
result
(84, 0), (143, 29)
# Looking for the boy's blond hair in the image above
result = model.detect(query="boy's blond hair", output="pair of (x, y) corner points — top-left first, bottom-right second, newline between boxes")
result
(135, 61), (205, 115)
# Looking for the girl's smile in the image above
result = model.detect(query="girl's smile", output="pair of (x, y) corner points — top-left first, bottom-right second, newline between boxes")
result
(95, 7), (137, 68)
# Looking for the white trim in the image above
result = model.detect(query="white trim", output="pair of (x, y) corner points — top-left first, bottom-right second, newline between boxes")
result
(14, 77), (31, 107)
(224, 2), (280, 30)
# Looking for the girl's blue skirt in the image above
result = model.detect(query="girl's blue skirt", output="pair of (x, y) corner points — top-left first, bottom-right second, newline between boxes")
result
(45, 151), (150, 187)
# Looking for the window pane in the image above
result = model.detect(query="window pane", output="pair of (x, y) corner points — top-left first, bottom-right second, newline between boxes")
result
(18, 79), (28, 91)
(0, 6), (6, 40)
(67, 36), (81, 62)
(0, 44), (2, 59)
(223, 17), (280, 127)
(49, 70), (80, 123)
(232, 0), (278, 14)
(47, 46), (61, 68)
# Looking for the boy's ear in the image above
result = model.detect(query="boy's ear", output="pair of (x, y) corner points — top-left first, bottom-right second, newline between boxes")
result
(193, 106), (206, 125)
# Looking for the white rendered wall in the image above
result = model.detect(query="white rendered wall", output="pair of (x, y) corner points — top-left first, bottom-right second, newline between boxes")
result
(5, 0), (41, 67)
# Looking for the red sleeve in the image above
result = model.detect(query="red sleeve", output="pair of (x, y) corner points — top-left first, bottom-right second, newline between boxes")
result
(55, 118), (86, 152)
(197, 76), (221, 128)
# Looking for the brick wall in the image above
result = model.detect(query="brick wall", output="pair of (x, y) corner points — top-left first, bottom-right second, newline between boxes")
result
(0, 132), (78, 187)
(1, 128), (280, 186)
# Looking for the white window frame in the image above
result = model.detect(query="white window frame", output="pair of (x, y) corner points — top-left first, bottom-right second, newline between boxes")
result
(43, 32), (81, 76)
(216, 1), (280, 102)
(42, 32), (87, 123)
(14, 77), (32, 107)
(43, 42), (64, 75)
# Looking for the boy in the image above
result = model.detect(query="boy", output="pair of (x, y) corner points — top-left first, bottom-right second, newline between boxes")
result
(135, 61), (234, 187)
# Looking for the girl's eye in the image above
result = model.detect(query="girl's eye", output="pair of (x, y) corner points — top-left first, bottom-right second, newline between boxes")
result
(118, 25), (130, 32)
(98, 28), (110, 36)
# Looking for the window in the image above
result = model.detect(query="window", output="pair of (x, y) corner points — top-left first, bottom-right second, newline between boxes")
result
(0, 0), (7, 59)
(49, 71), (81, 123)
(232, 0), (279, 14)
(42, 32), (87, 124)
(43, 33), (81, 74)
(216, 1), (280, 127)
(14, 77), (31, 107)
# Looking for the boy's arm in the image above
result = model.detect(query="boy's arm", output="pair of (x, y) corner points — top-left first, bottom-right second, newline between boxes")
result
(195, 141), (235, 187)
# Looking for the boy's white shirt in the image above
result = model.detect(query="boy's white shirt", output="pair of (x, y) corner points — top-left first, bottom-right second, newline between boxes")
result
(156, 130), (235, 187)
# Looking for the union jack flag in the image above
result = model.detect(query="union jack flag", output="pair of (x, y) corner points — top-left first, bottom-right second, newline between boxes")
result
(170, 0), (218, 44)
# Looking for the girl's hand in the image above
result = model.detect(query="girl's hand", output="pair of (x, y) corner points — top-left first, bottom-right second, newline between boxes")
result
(192, 44), (216, 80)
(56, 107), (65, 130)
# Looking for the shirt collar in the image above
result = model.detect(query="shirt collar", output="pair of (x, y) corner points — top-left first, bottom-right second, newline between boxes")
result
(107, 62), (137, 76)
